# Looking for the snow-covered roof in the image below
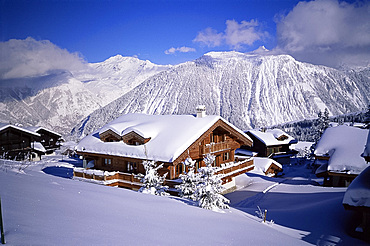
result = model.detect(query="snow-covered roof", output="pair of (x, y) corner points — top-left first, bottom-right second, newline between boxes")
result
(32, 142), (46, 153)
(253, 157), (282, 174)
(314, 125), (369, 175)
(0, 123), (40, 137)
(247, 129), (296, 146)
(24, 126), (62, 137)
(290, 141), (314, 152)
(76, 113), (252, 163)
(343, 166), (370, 208)
(235, 148), (258, 157)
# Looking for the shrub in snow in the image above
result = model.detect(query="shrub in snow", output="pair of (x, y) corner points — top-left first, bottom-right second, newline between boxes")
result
(194, 154), (230, 210)
(255, 206), (274, 225)
(138, 160), (169, 196)
(176, 157), (200, 201)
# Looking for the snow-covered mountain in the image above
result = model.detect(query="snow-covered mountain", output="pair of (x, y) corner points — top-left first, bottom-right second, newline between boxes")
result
(0, 56), (170, 135)
(72, 51), (370, 138)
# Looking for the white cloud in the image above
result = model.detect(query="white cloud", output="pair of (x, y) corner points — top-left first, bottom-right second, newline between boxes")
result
(193, 27), (223, 47)
(276, 0), (370, 67)
(224, 20), (269, 49)
(164, 46), (196, 55)
(0, 37), (87, 79)
(193, 19), (268, 49)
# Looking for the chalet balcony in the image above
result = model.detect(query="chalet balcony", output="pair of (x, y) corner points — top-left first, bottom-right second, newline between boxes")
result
(200, 141), (231, 155)
(73, 157), (254, 191)
(73, 168), (142, 190)
(215, 158), (254, 184)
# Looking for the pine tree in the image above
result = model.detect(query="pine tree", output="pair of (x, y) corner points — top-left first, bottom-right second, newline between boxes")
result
(323, 108), (330, 130)
(139, 160), (169, 196)
(315, 108), (330, 143)
(176, 157), (200, 201)
(194, 154), (230, 210)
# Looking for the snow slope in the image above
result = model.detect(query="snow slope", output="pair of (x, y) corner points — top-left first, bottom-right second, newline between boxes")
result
(72, 51), (370, 138)
(226, 168), (366, 245)
(0, 158), (312, 246)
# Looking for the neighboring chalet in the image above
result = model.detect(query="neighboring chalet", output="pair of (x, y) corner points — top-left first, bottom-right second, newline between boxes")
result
(314, 125), (369, 187)
(243, 129), (297, 164)
(75, 108), (254, 191)
(342, 130), (370, 241)
(0, 123), (62, 161)
(24, 126), (63, 154)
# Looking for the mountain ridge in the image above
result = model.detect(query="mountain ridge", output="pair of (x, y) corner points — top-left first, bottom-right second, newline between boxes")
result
(0, 50), (368, 138)
(71, 51), (370, 139)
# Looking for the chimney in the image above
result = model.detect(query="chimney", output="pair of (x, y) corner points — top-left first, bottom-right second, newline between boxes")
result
(196, 105), (206, 118)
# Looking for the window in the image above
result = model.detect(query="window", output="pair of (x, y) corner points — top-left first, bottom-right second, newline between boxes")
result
(127, 161), (137, 172)
(196, 160), (200, 170)
(223, 152), (230, 161)
(176, 163), (183, 175)
(104, 158), (112, 165)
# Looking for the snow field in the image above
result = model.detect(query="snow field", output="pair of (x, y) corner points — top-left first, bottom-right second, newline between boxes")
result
(0, 156), (366, 245)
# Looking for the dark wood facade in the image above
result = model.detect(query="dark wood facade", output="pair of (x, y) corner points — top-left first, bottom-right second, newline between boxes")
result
(0, 125), (40, 160)
(315, 156), (358, 187)
(34, 128), (62, 154)
(243, 132), (292, 157)
(77, 119), (253, 181)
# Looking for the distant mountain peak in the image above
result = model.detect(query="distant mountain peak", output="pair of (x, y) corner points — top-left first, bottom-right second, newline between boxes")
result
(251, 46), (269, 53)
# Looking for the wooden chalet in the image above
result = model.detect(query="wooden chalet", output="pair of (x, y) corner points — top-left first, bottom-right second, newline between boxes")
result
(314, 125), (369, 187)
(25, 126), (63, 154)
(242, 129), (297, 165)
(75, 108), (254, 191)
(0, 123), (45, 161)
(0, 123), (63, 161)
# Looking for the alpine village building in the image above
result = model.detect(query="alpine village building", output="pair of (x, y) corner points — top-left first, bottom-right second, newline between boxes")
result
(0, 123), (63, 161)
(314, 125), (369, 187)
(242, 129), (297, 165)
(75, 107), (254, 191)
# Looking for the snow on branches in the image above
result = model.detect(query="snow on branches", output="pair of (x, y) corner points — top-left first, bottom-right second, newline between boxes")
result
(176, 157), (199, 201)
(138, 160), (169, 196)
(177, 154), (230, 211)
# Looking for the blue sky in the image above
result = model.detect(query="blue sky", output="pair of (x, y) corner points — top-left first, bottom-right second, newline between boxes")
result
(1, 0), (370, 68)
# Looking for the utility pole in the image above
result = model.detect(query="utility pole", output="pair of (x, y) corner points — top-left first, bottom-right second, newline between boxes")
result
(0, 196), (5, 244)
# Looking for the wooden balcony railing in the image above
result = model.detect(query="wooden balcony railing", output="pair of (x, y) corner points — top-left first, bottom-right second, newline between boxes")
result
(73, 168), (142, 189)
(200, 141), (231, 155)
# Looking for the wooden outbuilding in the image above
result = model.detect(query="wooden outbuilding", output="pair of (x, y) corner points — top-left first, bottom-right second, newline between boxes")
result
(25, 126), (63, 154)
(242, 129), (297, 165)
